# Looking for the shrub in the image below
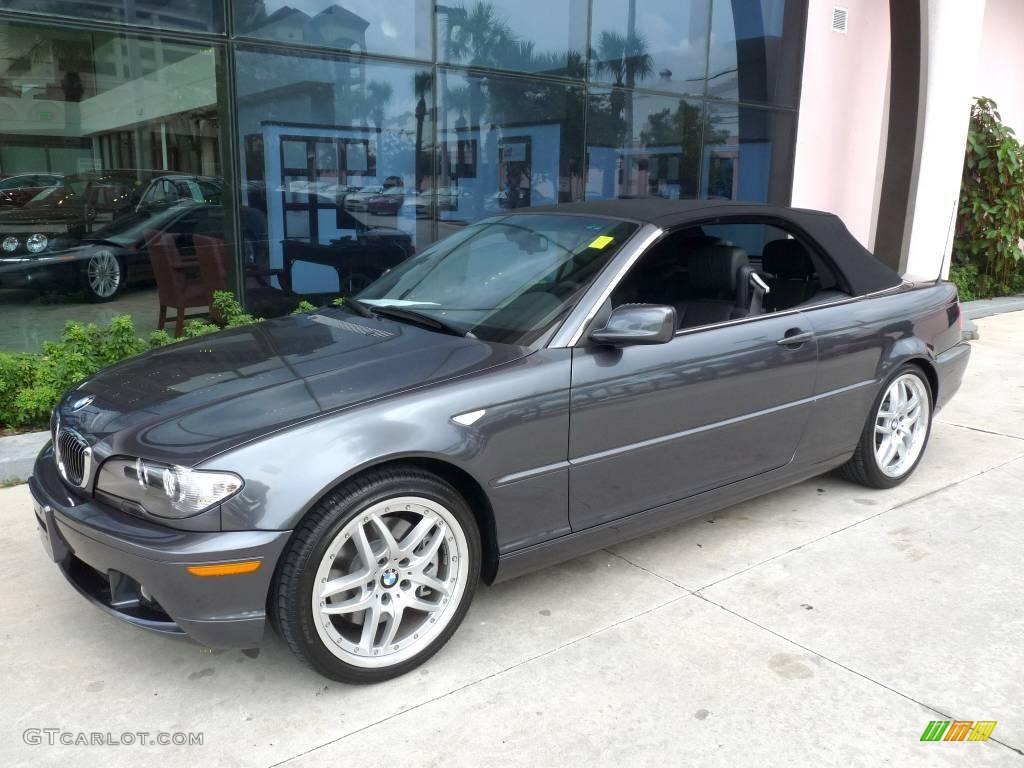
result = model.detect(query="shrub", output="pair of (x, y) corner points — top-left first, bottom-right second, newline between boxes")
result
(0, 292), (264, 430)
(954, 97), (1024, 298)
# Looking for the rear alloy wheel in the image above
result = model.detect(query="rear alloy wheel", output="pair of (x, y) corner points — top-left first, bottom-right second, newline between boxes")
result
(840, 366), (933, 488)
(81, 248), (125, 302)
(273, 468), (480, 683)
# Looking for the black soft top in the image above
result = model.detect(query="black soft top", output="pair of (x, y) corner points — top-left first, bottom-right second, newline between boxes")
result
(521, 200), (903, 297)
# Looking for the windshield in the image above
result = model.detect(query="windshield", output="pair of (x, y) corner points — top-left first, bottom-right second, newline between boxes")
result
(86, 202), (200, 246)
(357, 214), (639, 345)
(24, 175), (141, 209)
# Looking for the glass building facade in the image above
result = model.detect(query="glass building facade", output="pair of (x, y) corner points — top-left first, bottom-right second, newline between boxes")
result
(0, 0), (806, 350)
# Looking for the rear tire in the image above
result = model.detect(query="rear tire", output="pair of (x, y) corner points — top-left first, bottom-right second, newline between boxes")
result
(839, 365), (933, 489)
(272, 467), (481, 683)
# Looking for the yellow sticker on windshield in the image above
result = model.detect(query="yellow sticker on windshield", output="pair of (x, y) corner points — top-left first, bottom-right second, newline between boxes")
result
(588, 235), (615, 250)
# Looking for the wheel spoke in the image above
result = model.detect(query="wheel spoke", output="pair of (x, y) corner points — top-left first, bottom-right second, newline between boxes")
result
(352, 525), (375, 571)
(322, 590), (375, 615)
(405, 593), (443, 613)
(878, 435), (899, 467)
(398, 515), (439, 556)
(320, 570), (370, 600)
(378, 604), (405, 648)
(406, 527), (445, 569)
(369, 514), (400, 557)
(357, 602), (382, 653)
(409, 572), (450, 597)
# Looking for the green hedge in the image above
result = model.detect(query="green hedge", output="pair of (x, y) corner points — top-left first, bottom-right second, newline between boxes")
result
(0, 292), (273, 430)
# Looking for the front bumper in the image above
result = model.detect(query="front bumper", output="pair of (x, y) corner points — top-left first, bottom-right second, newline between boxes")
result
(933, 341), (972, 412)
(29, 444), (291, 648)
(0, 255), (77, 290)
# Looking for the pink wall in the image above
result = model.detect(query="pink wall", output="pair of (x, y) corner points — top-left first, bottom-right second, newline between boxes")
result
(791, 0), (891, 249)
(976, 0), (1024, 134)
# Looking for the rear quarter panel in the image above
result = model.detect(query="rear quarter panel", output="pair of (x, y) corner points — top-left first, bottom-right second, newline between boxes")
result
(797, 281), (959, 462)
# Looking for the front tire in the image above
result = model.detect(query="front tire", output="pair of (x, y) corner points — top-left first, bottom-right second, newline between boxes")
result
(839, 365), (933, 488)
(80, 248), (125, 302)
(272, 467), (481, 683)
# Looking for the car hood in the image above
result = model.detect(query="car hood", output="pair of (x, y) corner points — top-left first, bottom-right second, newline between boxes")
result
(0, 203), (84, 227)
(57, 309), (531, 466)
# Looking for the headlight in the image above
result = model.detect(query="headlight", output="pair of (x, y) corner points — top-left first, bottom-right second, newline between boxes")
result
(26, 233), (48, 253)
(97, 457), (242, 518)
(2, 236), (18, 253)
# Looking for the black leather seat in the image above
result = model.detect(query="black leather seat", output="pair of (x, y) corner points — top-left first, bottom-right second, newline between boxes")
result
(763, 239), (820, 311)
(676, 244), (750, 329)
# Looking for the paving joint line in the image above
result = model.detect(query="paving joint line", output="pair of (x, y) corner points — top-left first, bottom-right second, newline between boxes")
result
(938, 420), (1024, 442)
(691, 451), (1024, 594)
(695, 592), (1024, 757)
(266, 592), (694, 767)
(602, 547), (693, 592)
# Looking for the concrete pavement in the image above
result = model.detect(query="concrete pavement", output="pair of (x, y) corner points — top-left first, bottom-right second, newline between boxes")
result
(1, 313), (1022, 767)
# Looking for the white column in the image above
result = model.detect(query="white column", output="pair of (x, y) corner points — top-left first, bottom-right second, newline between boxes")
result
(902, 0), (987, 279)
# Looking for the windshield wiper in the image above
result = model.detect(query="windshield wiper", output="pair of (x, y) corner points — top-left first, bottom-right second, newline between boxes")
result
(370, 305), (467, 337)
(337, 296), (376, 318)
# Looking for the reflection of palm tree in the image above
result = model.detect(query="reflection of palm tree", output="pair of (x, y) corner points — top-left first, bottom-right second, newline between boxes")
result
(413, 71), (431, 189)
(594, 31), (653, 87)
(446, 2), (513, 67)
(364, 80), (392, 133)
(594, 27), (653, 195)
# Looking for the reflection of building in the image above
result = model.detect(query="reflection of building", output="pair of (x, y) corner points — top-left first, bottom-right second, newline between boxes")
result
(1, 0), (1023, 349)
(251, 5), (370, 54)
(0, 30), (218, 177)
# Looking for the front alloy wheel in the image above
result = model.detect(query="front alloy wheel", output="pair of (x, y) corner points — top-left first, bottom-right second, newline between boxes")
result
(273, 468), (480, 683)
(311, 496), (469, 667)
(81, 249), (125, 302)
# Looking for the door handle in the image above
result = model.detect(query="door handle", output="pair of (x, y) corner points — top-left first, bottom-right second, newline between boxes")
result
(777, 329), (814, 347)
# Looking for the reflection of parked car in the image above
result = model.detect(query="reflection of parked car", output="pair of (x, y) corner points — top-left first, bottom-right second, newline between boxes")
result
(367, 188), (432, 218)
(483, 188), (552, 212)
(343, 186), (384, 212)
(435, 186), (472, 212)
(0, 170), (230, 301)
(0, 173), (64, 208)
(366, 187), (408, 216)
(80, 200), (268, 297)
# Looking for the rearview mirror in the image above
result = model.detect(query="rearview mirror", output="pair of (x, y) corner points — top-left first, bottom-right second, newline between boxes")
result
(588, 304), (676, 347)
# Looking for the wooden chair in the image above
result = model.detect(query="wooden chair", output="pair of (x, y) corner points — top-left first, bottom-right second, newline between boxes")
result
(146, 230), (209, 337)
(193, 234), (229, 300)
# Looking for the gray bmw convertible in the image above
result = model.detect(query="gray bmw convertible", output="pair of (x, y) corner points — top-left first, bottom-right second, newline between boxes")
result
(30, 200), (970, 682)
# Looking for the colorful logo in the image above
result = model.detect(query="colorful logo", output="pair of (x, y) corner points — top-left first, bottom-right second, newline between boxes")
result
(920, 721), (997, 742)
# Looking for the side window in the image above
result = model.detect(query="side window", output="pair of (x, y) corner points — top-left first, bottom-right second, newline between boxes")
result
(142, 179), (170, 206)
(611, 220), (846, 330)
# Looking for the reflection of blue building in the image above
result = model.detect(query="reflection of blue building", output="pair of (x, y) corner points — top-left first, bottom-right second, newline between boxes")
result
(441, 122), (563, 224)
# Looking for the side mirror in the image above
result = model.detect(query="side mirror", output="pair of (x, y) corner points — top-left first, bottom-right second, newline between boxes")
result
(588, 304), (676, 347)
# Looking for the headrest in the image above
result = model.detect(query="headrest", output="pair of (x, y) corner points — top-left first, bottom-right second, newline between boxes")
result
(688, 244), (749, 294)
(763, 239), (815, 279)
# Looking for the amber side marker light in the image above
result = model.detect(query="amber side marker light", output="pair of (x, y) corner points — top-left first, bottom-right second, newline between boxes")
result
(187, 560), (262, 577)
